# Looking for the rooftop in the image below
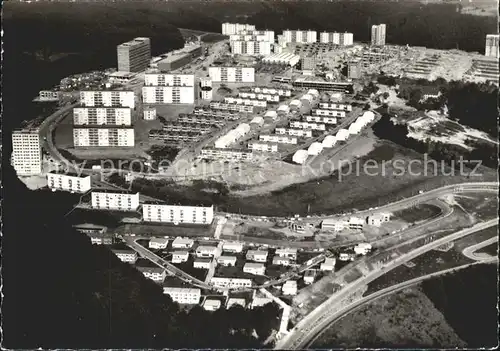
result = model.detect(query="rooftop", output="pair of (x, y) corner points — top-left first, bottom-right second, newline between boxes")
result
(48, 171), (91, 178)
(118, 37), (150, 48)
(92, 189), (139, 195)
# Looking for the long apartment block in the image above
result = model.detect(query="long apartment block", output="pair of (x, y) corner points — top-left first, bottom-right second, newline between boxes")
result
(318, 102), (352, 111)
(238, 92), (280, 102)
(143, 73), (195, 104)
(306, 115), (338, 124)
(248, 141), (279, 153)
(208, 66), (255, 83)
(80, 90), (135, 108)
(224, 97), (267, 108)
(275, 127), (313, 138)
(209, 101), (254, 113)
(193, 107), (241, 120)
(142, 202), (214, 224)
(199, 148), (254, 161)
(144, 73), (195, 87)
(91, 190), (140, 211)
(73, 107), (132, 126)
(319, 32), (354, 46)
(73, 127), (135, 147)
(259, 134), (298, 144)
(312, 109), (346, 118)
(177, 114), (226, 126)
(221, 23), (256, 36)
(47, 172), (91, 193)
(282, 30), (317, 44)
(230, 40), (272, 56)
(290, 121), (326, 131)
(149, 130), (202, 143)
(252, 87), (292, 97)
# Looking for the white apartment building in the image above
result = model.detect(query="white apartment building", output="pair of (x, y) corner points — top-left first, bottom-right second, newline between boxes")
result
(194, 258), (212, 270)
(282, 280), (298, 295)
(224, 97), (267, 108)
(112, 249), (138, 263)
(290, 121), (326, 131)
(259, 134), (297, 144)
(142, 203), (214, 225)
(143, 107), (157, 120)
(253, 87), (292, 97)
(47, 172), (91, 193)
(217, 256), (237, 267)
(211, 277), (253, 289)
(117, 37), (151, 73)
(91, 191), (140, 211)
(321, 219), (347, 232)
(275, 248), (298, 260)
(222, 23), (256, 36)
(148, 237), (169, 250)
(230, 40), (272, 56)
(142, 86), (195, 104)
(222, 242), (244, 253)
(306, 115), (338, 124)
(320, 257), (336, 271)
(319, 32), (354, 46)
(239, 92), (280, 102)
(485, 34), (500, 58)
(248, 141), (279, 153)
(243, 263), (266, 276)
(80, 90), (135, 108)
(73, 107), (132, 126)
(312, 109), (346, 118)
(371, 24), (387, 46)
(231, 30), (275, 42)
(200, 77), (213, 100)
(208, 67), (255, 83)
(172, 251), (189, 263)
(348, 217), (365, 230)
(275, 128), (313, 138)
(73, 127), (135, 147)
(163, 287), (201, 304)
(246, 250), (268, 263)
(318, 102), (352, 111)
(272, 256), (291, 266)
(199, 148), (254, 161)
(282, 30), (317, 44)
(11, 128), (42, 176)
(172, 237), (195, 249)
(144, 73), (195, 87)
(196, 246), (219, 258)
(367, 213), (391, 227)
(137, 266), (166, 282)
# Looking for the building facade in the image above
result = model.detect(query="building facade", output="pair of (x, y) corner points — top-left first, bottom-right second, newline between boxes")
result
(208, 67), (255, 83)
(117, 37), (151, 73)
(222, 23), (256, 36)
(11, 128), (42, 175)
(210, 277), (252, 289)
(80, 90), (135, 108)
(163, 287), (201, 304)
(371, 24), (387, 46)
(142, 202), (214, 224)
(73, 127), (135, 147)
(47, 172), (92, 193)
(282, 30), (317, 44)
(91, 191), (140, 211)
(230, 40), (272, 56)
(319, 32), (354, 46)
(485, 34), (500, 58)
(73, 107), (132, 126)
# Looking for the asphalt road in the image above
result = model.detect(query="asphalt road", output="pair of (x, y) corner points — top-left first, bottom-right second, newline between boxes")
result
(462, 236), (498, 261)
(304, 256), (498, 348)
(275, 218), (498, 349)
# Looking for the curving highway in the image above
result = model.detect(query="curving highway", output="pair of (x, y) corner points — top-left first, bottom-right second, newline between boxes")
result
(304, 257), (498, 348)
(462, 236), (498, 261)
(275, 218), (498, 349)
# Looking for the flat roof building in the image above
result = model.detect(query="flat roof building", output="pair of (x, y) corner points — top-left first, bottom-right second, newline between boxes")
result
(73, 107), (132, 126)
(217, 256), (238, 267)
(246, 250), (268, 263)
(203, 299), (222, 311)
(222, 241), (244, 253)
(73, 127), (135, 147)
(211, 277), (253, 289)
(172, 237), (195, 249)
(117, 37), (151, 73)
(80, 90), (135, 109)
(208, 66), (255, 83)
(243, 262), (266, 276)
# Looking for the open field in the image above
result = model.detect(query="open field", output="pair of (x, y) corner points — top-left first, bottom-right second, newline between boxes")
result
(451, 225), (498, 252)
(392, 204), (442, 223)
(312, 287), (466, 348)
(454, 194), (499, 221)
(476, 243), (498, 256)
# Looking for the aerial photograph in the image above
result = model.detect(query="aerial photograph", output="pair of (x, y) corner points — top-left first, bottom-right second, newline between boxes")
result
(1, 0), (499, 349)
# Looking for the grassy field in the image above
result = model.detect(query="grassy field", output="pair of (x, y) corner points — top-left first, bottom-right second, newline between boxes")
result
(393, 204), (442, 223)
(312, 287), (466, 348)
(451, 225), (498, 252)
(476, 242), (498, 256)
(454, 194), (499, 221)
